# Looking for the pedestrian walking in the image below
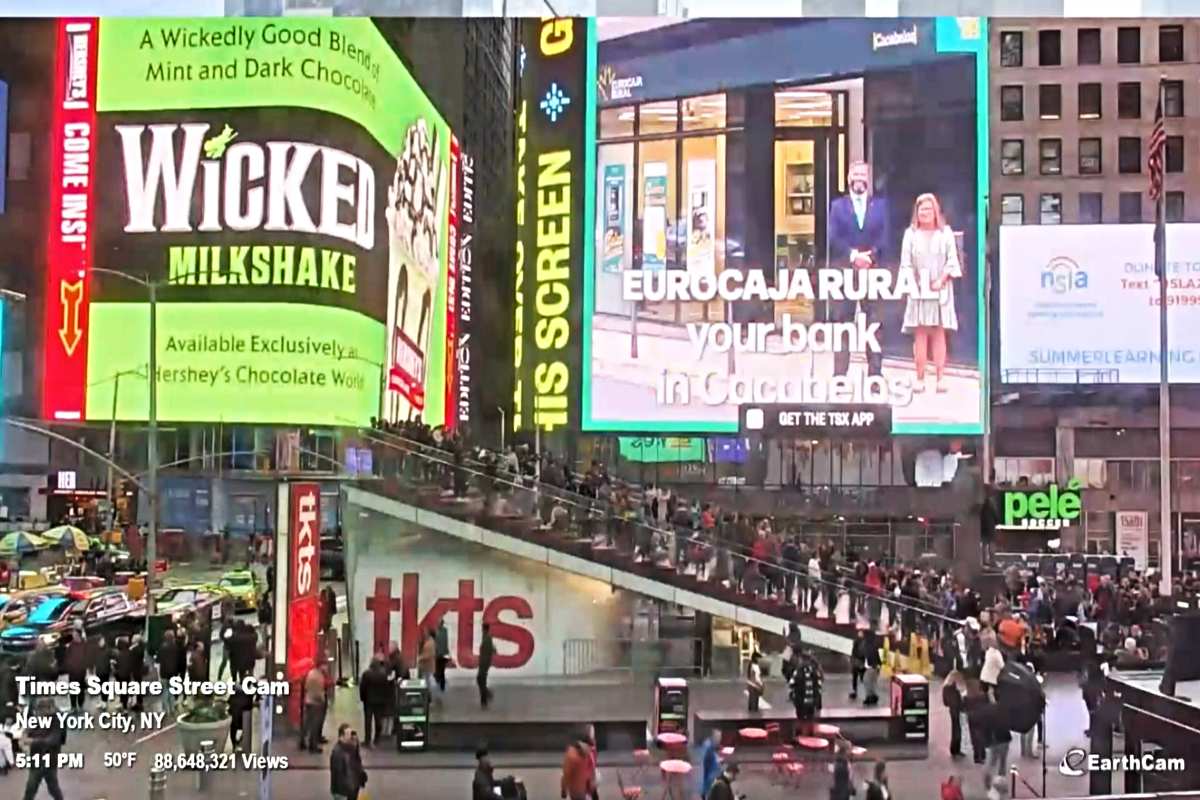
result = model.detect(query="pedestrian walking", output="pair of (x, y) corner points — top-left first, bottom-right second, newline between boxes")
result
(358, 658), (390, 748)
(302, 661), (327, 753)
(943, 670), (966, 758)
(560, 729), (597, 800)
(864, 760), (890, 800)
(745, 651), (764, 712)
(830, 742), (854, 800)
(417, 629), (436, 688)
(862, 629), (882, 706)
(158, 630), (180, 716)
(329, 723), (367, 800)
(20, 698), (65, 800)
(63, 631), (89, 713)
(434, 619), (450, 694)
(477, 623), (495, 708)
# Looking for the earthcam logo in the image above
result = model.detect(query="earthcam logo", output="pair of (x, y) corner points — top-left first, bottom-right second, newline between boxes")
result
(1040, 256), (1089, 295)
(1059, 747), (1185, 776)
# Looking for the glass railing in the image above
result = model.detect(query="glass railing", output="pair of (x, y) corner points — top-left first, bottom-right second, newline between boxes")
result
(360, 429), (967, 652)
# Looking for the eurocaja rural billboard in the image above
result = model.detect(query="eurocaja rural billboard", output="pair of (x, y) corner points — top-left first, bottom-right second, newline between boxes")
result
(41, 18), (453, 428)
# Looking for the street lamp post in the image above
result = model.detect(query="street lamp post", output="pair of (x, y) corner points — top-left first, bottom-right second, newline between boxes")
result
(105, 367), (147, 553)
(87, 268), (160, 635)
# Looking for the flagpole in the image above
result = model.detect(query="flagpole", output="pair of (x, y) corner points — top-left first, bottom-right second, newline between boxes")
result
(1155, 76), (1173, 598)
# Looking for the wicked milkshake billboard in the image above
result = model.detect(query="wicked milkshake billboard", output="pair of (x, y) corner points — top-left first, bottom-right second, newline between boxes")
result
(41, 17), (451, 427)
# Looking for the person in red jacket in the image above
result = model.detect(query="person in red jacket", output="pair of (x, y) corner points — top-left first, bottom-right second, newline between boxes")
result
(560, 728), (598, 800)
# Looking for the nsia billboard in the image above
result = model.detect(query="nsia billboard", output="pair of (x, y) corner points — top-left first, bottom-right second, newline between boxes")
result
(41, 17), (452, 427)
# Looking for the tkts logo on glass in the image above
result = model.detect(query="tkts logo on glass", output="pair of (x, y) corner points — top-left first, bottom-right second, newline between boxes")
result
(366, 575), (534, 669)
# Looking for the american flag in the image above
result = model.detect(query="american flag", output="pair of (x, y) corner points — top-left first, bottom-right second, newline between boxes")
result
(1148, 86), (1166, 201)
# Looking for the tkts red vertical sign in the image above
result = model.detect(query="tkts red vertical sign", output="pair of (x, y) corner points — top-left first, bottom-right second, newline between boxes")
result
(444, 135), (461, 430)
(42, 19), (98, 421)
(286, 483), (321, 684)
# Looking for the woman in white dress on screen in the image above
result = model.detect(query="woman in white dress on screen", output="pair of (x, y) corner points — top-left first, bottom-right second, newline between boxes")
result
(900, 193), (961, 394)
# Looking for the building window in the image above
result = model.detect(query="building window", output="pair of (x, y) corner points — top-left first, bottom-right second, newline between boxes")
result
(1001, 194), (1024, 225)
(1079, 137), (1102, 174)
(1166, 136), (1185, 173)
(1000, 139), (1024, 175)
(1078, 83), (1102, 119)
(1000, 30), (1023, 67)
(1039, 138), (1062, 175)
(1039, 84), (1062, 119)
(1077, 28), (1102, 65)
(1167, 191), (1185, 222)
(1118, 136), (1142, 173)
(1000, 85), (1024, 121)
(1038, 30), (1062, 66)
(1159, 24), (1184, 62)
(1164, 80), (1185, 117)
(1040, 193), (1062, 225)
(1118, 82), (1142, 119)
(1079, 192), (1103, 223)
(1118, 26), (1141, 64)
(1119, 191), (1143, 223)
(600, 105), (635, 139)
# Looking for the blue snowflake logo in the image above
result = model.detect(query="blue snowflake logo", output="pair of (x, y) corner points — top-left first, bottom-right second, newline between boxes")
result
(540, 82), (571, 123)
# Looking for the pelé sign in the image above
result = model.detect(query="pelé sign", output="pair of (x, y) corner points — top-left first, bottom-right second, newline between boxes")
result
(1001, 478), (1082, 530)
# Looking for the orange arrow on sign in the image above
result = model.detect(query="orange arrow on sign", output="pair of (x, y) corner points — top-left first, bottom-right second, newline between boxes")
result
(58, 279), (84, 356)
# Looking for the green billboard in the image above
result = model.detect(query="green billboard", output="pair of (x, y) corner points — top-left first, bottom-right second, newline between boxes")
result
(84, 18), (451, 427)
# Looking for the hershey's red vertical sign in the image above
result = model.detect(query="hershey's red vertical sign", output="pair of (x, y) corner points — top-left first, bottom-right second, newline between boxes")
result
(42, 19), (98, 421)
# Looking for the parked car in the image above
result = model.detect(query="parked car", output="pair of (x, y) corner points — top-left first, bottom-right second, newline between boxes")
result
(0, 587), (145, 656)
(217, 570), (264, 612)
(0, 586), (70, 632)
(154, 584), (229, 622)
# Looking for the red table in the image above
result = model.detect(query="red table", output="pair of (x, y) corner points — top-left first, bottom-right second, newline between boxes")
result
(796, 736), (830, 750)
(738, 727), (768, 743)
(813, 723), (841, 738)
(659, 759), (692, 800)
(656, 732), (687, 749)
(850, 745), (868, 758)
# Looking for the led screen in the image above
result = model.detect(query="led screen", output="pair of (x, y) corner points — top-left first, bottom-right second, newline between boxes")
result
(583, 18), (988, 435)
(1000, 224), (1200, 384)
(41, 17), (451, 427)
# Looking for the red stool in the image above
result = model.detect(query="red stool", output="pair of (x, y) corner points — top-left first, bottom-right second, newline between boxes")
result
(764, 721), (783, 744)
(813, 723), (841, 738)
(656, 732), (688, 758)
(784, 761), (806, 787)
(796, 735), (830, 759)
(659, 759), (692, 800)
(770, 750), (793, 783)
(738, 727), (768, 746)
(617, 771), (643, 800)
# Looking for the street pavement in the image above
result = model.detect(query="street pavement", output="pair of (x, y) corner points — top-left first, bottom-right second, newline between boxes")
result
(8, 670), (1098, 800)
(4, 563), (1102, 800)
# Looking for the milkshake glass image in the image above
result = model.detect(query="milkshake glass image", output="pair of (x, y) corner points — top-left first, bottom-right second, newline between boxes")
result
(383, 118), (447, 423)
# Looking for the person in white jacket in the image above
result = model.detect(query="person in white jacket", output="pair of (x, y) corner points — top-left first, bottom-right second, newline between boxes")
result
(979, 629), (1005, 699)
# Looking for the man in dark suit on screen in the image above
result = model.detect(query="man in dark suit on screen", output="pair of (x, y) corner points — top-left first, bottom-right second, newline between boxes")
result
(827, 161), (891, 377)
